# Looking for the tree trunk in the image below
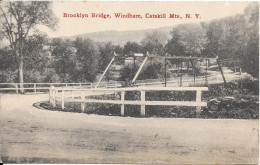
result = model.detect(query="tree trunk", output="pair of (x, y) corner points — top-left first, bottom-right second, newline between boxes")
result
(18, 53), (24, 94)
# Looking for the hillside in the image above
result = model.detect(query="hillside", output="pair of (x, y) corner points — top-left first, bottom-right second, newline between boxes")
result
(65, 25), (174, 46)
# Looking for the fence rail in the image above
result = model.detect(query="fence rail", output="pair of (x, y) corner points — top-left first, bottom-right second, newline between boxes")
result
(0, 82), (122, 93)
(50, 86), (208, 116)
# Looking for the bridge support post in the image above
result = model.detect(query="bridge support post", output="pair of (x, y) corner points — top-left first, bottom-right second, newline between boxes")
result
(140, 90), (145, 116)
(196, 90), (202, 117)
(121, 91), (125, 116)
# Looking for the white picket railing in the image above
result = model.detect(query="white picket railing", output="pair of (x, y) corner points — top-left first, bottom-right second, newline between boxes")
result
(50, 86), (208, 116)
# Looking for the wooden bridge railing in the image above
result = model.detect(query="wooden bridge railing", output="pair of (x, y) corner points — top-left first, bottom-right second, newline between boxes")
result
(50, 86), (208, 116)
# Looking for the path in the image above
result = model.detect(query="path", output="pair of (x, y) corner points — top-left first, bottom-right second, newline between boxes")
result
(0, 94), (258, 164)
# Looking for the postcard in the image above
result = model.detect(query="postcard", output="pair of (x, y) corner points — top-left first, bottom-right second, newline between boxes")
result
(0, 1), (259, 164)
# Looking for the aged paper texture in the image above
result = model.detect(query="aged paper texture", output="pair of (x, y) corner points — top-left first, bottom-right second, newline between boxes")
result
(0, 1), (259, 164)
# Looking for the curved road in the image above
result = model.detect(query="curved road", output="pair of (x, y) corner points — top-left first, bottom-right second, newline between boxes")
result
(0, 94), (259, 164)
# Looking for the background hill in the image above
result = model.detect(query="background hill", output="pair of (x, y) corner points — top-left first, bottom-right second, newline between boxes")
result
(64, 26), (175, 46)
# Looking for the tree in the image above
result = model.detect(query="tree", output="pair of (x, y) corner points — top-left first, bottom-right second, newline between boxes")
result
(141, 31), (167, 56)
(0, 47), (17, 83)
(98, 42), (123, 81)
(165, 23), (207, 57)
(165, 28), (186, 56)
(217, 15), (245, 60)
(202, 20), (223, 57)
(0, 1), (58, 92)
(22, 32), (50, 82)
(98, 42), (122, 71)
(123, 41), (142, 55)
(74, 37), (100, 82)
(51, 39), (77, 82)
(242, 2), (259, 78)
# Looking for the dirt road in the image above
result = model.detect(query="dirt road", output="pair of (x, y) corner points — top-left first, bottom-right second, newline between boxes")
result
(0, 94), (258, 164)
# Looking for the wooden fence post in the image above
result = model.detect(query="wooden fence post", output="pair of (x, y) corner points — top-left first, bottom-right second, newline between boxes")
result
(34, 84), (36, 94)
(196, 90), (202, 116)
(53, 88), (56, 108)
(15, 84), (18, 94)
(49, 87), (52, 103)
(61, 90), (65, 110)
(81, 91), (85, 113)
(121, 91), (125, 116)
(140, 90), (146, 116)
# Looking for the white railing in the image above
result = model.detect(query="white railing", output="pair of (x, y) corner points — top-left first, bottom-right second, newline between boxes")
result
(0, 82), (122, 93)
(50, 86), (208, 116)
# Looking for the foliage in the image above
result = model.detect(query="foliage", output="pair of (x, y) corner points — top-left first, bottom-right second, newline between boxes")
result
(23, 33), (51, 82)
(139, 59), (164, 80)
(141, 31), (167, 55)
(0, 2), (258, 83)
(98, 42), (123, 81)
(119, 65), (136, 83)
(0, 1), (58, 91)
(241, 3), (259, 78)
(74, 37), (100, 82)
(51, 38), (77, 82)
(165, 23), (207, 57)
(123, 41), (142, 55)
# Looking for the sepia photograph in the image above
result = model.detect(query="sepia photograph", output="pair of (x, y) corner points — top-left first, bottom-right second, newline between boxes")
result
(0, 1), (259, 164)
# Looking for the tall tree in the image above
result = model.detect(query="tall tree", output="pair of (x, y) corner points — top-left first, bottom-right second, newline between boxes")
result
(0, 1), (58, 92)
(242, 2), (259, 78)
(141, 31), (168, 56)
(165, 23), (207, 57)
(51, 39), (76, 82)
(202, 20), (223, 57)
(74, 37), (100, 82)
(23, 32), (50, 82)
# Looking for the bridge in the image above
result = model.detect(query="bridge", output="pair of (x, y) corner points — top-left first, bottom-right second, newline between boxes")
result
(0, 93), (258, 163)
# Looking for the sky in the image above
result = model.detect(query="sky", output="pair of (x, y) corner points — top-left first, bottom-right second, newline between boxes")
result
(39, 1), (250, 38)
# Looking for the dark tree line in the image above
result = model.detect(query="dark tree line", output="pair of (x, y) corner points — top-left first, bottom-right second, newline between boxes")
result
(0, 2), (258, 84)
